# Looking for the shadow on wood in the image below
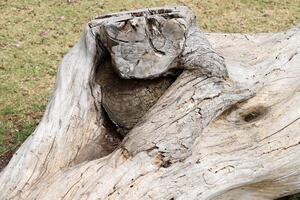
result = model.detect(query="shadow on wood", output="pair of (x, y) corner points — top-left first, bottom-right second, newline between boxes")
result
(0, 6), (299, 200)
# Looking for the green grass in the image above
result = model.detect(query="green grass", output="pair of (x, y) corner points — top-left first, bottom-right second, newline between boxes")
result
(0, 0), (300, 162)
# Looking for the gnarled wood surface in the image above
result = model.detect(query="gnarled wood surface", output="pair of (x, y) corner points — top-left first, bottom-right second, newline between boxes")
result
(0, 6), (299, 200)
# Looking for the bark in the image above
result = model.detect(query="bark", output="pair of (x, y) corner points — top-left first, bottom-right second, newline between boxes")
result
(0, 6), (300, 200)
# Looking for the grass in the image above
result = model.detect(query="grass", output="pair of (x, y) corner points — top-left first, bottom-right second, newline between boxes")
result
(0, 0), (300, 167)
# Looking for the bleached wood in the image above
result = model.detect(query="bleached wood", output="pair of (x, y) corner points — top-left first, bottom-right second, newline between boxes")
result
(0, 6), (299, 200)
(91, 6), (228, 132)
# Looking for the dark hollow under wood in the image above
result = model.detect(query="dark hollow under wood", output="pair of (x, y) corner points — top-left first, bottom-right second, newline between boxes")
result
(96, 60), (178, 135)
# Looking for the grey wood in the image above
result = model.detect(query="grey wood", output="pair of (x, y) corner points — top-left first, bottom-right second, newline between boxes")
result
(0, 6), (299, 200)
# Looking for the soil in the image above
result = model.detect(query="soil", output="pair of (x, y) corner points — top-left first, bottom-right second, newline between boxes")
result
(0, 150), (14, 172)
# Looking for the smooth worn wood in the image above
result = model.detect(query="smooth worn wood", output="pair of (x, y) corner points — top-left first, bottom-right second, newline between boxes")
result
(0, 6), (299, 200)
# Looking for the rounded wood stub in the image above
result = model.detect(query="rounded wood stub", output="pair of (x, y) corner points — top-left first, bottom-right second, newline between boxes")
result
(90, 6), (195, 79)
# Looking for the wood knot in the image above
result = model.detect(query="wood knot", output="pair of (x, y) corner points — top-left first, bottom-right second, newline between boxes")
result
(153, 153), (172, 168)
(241, 106), (268, 123)
(120, 147), (131, 160)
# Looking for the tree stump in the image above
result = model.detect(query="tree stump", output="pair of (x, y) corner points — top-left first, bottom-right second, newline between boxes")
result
(0, 6), (300, 200)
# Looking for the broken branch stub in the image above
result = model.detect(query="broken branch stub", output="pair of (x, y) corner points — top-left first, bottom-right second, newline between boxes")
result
(89, 6), (226, 79)
(90, 6), (229, 134)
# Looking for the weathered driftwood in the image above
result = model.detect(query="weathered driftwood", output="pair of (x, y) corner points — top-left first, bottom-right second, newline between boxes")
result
(92, 6), (227, 133)
(0, 6), (300, 200)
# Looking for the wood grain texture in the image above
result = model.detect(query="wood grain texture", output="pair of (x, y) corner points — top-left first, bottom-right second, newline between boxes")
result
(91, 6), (227, 132)
(0, 6), (299, 200)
